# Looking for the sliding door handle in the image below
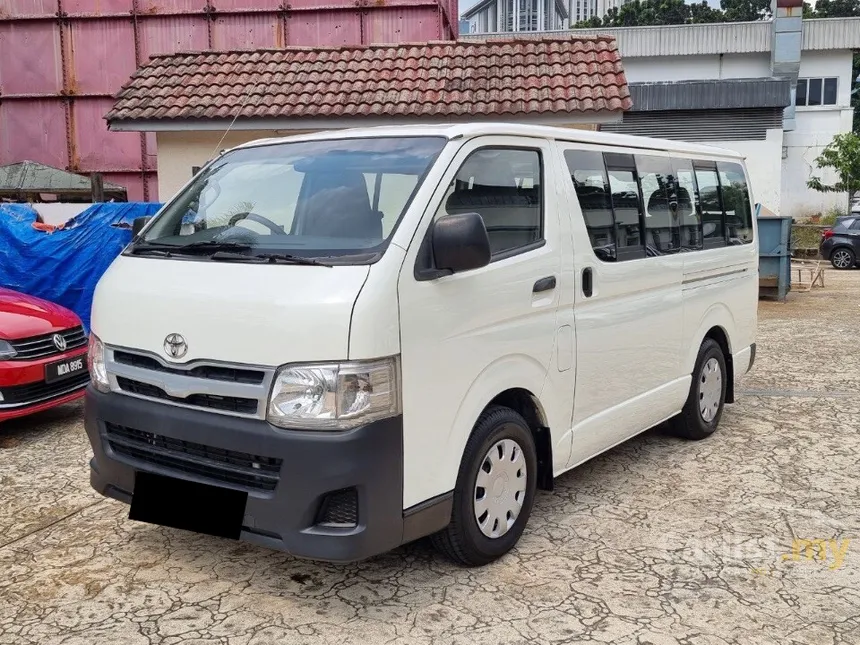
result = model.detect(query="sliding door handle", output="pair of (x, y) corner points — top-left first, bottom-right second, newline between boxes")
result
(582, 268), (593, 297)
(532, 276), (557, 293)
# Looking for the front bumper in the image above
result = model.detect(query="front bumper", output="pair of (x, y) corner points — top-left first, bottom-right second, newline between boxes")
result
(0, 348), (89, 421)
(85, 388), (448, 562)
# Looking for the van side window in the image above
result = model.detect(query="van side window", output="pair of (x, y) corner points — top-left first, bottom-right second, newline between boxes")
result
(440, 148), (543, 258)
(604, 153), (644, 260)
(564, 150), (616, 261)
(694, 164), (726, 247)
(636, 155), (679, 255)
(672, 158), (701, 251)
(717, 162), (754, 245)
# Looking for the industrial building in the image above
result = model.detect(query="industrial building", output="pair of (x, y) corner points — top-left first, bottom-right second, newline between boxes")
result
(465, 14), (860, 218)
(0, 0), (459, 201)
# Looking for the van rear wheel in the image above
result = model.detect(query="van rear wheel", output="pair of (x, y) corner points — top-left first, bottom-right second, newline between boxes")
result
(669, 338), (727, 440)
(431, 405), (537, 566)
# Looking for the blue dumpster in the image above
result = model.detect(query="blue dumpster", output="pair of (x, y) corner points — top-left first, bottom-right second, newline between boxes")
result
(757, 213), (792, 301)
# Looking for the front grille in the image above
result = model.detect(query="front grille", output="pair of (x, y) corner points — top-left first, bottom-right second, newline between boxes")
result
(9, 326), (87, 361)
(0, 370), (89, 404)
(315, 488), (358, 528)
(105, 423), (282, 492)
(116, 376), (258, 415)
(113, 350), (265, 384)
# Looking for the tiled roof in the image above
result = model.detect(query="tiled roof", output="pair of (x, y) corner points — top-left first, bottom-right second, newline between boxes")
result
(106, 37), (631, 123)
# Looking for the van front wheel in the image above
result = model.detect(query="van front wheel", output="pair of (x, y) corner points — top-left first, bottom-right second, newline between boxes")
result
(431, 405), (537, 566)
(669, 338), (727, 440)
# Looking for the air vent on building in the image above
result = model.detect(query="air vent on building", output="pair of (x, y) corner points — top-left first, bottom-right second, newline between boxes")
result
(601, 108), (784, 141)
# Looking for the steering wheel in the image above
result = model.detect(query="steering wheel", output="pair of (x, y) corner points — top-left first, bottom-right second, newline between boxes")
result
(227, 212), (284, 235)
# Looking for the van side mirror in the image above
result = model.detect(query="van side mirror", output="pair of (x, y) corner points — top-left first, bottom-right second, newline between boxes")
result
(432, 212), (491, 273)
(132, 216), (152, 237)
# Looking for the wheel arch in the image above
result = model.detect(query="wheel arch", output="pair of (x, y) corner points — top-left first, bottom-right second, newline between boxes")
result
(446, 355), (554, 496)
(686, 303), (736, 404)
(487, 388), (554, 492)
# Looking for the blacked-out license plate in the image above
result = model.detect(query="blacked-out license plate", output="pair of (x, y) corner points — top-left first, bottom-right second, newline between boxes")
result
(44, 354), (86, 384)
(129, 471), (247, 540)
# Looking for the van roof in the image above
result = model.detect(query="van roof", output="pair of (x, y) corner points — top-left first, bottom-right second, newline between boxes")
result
(232, 123), (745, 160)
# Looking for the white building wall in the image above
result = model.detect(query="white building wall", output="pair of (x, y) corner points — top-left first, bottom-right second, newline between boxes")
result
(622, 54), (771, 83)
(621, 48), (854, 219)
(781, 50), (855, 218)
(705, 130), (785, 215)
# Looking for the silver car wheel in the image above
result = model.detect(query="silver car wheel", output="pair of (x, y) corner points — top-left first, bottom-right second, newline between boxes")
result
(474, 438), (527, 539)
(699, 357), (722, 423)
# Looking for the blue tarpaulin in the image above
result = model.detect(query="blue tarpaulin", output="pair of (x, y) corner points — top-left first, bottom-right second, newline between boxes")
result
(0, 203), (162, 331)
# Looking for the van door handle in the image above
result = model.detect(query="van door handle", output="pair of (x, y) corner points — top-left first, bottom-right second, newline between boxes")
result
(532, 276), (557, 293)
(582, 268), (593, 297)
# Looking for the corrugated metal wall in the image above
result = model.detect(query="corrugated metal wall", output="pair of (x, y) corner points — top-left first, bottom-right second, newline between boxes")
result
(601, 109), (784, 141)
(0, 0), (457, 201)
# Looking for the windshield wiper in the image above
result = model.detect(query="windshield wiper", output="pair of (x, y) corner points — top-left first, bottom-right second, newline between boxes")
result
(210, 251), (333, 267)
(128, 246), (173, 257)
(129, 240), (252, 256)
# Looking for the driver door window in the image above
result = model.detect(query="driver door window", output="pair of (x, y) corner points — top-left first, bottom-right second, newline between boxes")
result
(434, 147), (543, 258)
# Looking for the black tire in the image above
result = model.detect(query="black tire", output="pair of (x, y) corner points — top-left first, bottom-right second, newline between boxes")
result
(669, 338), (727, 441)
(431, 405), (538, 566)
(830, 247), (855, 270)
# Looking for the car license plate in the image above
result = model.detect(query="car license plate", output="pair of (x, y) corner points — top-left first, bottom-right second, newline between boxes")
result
(44, 354), (87, 384)
(129, 471), (247, 540)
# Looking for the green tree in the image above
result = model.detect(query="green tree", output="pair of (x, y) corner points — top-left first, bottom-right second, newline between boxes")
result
(720, 0), (772, 21)
(689, 1), (725, 23)
(575, 0), (695, 27)
(806, 133), (860, 198)
(812, 0), (860, 18)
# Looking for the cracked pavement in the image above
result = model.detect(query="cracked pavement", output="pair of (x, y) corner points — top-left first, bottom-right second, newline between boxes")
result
(1, 270), (859, 645)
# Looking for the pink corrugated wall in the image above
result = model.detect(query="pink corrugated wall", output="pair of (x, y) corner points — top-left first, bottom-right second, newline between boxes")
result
(0, 0), (457, 201)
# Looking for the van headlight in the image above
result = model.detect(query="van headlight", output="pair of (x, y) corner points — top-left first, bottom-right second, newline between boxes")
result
(87, 335), (110, 393)
(267, 357), (400, 430)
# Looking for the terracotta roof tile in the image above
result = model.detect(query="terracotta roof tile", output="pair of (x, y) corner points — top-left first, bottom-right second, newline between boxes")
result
(106, 36), (631, 123)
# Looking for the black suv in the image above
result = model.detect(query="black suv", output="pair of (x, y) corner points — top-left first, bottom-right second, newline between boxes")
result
(820, 216), (860, 269)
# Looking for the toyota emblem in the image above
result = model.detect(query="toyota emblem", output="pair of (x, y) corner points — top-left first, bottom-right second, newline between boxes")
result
(52, 333), (67, 352)
(163, 333), (187, 359)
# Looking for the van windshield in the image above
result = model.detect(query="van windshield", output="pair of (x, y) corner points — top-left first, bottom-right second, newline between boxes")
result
(132, 136), (447, 264)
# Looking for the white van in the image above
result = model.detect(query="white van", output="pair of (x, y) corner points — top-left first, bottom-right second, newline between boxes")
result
(85, 124), (757, 566)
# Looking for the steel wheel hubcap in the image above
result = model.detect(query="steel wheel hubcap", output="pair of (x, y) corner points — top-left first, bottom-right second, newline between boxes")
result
(833, 250), (852, 268)
(699, 357), (722, 423)
(474, 438), (527, 539)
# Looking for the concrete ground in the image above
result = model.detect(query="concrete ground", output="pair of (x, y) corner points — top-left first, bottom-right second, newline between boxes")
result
(1, 271), (859, 645)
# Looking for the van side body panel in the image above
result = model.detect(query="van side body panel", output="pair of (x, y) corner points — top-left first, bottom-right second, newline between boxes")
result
(396, 136), (568, 509)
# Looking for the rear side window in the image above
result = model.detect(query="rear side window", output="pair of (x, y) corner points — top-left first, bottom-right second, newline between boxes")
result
(604, 153), (644, 260)
(718, 162), (754, 245)
(637, 155), (679, 255)
(565, 150), (616, 261)
(694, 165), (725, 247)
(438, 147), (543, 258)
(672, 158), (701, 251)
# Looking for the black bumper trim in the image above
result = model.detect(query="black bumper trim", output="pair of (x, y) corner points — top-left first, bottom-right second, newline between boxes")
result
(403, 491), (453, 544)
(85, 388), (449, 562)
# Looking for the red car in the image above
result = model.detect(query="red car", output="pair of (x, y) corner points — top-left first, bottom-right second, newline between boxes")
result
(0, 287), (89, 422)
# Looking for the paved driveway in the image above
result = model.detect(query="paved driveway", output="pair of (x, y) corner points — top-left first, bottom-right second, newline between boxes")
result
(1, 271), (859, 645)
